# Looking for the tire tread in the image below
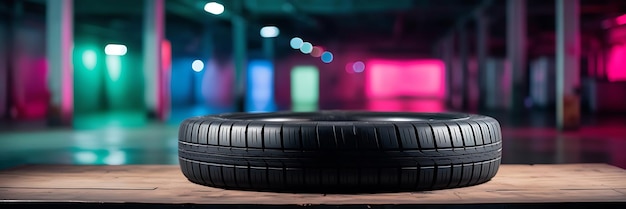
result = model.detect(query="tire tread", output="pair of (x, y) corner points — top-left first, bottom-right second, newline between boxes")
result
(179, 113), (502, 192)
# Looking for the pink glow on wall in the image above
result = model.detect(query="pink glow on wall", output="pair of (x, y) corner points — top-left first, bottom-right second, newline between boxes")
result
(607, 44), (626, 82)
(616, 14), (626, 26)
(14, 58), (49, 119)
(365, 59), (446, 99)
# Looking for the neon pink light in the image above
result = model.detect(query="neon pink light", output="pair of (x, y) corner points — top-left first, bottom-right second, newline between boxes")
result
(159, 40), (172, 120)
(616, 14), (626, 25)
(365, 59), (446, 99)
(62, 3), (73, 123)
(367, 99), (445, 112)
(161, 40), (172, 71)
(607, 45), (626, 82)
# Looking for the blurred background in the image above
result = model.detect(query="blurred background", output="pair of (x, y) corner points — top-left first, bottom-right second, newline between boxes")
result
(0, 0), (625, 170)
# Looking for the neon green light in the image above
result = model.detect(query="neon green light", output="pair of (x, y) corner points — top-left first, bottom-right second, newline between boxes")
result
(106, 55), (122, 82)
(290, 66), (319, 112)
(82, 50), (97, 70)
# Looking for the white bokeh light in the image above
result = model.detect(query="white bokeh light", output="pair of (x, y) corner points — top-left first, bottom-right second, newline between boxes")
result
(260, 26), (280, 38)
(192, 60), (204, 72)
(204, 2), (225, 15)
(104, 44), (127, 56)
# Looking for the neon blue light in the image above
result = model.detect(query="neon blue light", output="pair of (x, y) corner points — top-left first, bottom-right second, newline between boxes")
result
(246, 60), (276, 112)
(321, 51), (333, 63)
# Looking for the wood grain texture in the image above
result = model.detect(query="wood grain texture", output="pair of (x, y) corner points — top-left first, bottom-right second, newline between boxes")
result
(0, 164), (625, 205)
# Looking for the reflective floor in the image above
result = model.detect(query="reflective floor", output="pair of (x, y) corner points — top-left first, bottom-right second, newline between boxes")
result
(0, 124), (179, 170)
(1, 110), (625, 170)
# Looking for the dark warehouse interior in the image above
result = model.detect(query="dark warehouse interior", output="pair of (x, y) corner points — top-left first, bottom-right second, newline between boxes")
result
(0, 0), (626, 207)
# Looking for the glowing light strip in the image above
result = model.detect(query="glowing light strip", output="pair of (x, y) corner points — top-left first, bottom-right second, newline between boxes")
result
(290, 66), (319, 112)
(365, 59), (446, 99)
(246, 60), (276, 112)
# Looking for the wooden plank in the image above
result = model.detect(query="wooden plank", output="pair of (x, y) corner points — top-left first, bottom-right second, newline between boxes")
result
(0, 164), (625, 205)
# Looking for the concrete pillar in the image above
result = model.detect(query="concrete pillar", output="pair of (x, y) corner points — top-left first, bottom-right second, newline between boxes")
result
(442, 36), (454, 108)
(449, 34), (463, 109)
(143, 0), (165, 120)
(458, 26), (469, 110)
(260, 33), (275, 111)
(202, 26), (214, 61)
(46, 0), (73, 126)
(263, 38), (274, 61)
(232, 0), (247, 112)
(0, 21), (6, 119)
(506, 0), (527, 111)
(4, 1), (22, 120)
(556, 0), (580, 130)
(476, 12), (489, 110)
(197, 26), (214, 104)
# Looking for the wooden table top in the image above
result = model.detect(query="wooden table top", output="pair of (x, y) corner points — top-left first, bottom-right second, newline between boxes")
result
(0, 164), (625, 205)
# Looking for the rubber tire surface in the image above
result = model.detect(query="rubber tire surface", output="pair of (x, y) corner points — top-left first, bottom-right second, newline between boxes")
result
(178, 111), (502, 193)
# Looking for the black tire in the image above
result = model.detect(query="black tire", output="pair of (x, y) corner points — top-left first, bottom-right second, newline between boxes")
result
(178, 111), (502, 193)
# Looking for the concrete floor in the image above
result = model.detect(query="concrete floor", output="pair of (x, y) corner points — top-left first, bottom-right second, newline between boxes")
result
(1, 110), (625, 170)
